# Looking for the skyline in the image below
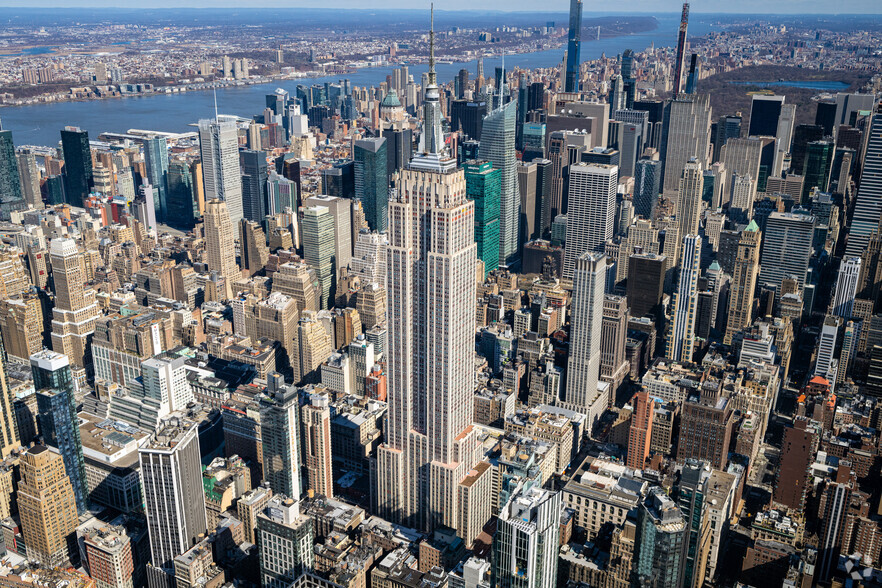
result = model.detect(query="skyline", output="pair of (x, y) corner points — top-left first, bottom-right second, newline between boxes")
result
(2, 5), (882, 15)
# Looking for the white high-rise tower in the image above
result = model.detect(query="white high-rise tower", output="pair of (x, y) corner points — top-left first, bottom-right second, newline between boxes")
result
(666, 234), (702, 363)
(375, 6), (480, 537)
(563, 251), (607, 428)
(562, 163), (617, 280)
(831, 256), (861, 319)
(199, 115), (244, 224)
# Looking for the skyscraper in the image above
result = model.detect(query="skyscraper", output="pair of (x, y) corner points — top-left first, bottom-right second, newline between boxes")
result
(832, 257), (861, 319)
(724, 220), (761, 345)
(676, 161), (704, 238)
(479, 98), (519, 267)
(0, 130), (24, 219)
(60, 126), (92, 207)
(666, 234), (702, 363)
(633, 159), (661, 220)
(491, 483), (561, 588)
(300, 205), (335, 309)
(260, 382), (302, 499)
(301, 394), (333, 498)
(303, 194), (351, 282)
(33, 350), (87, 514)
(672, 2), (690, 95)
(759, 211), (815, 300)
(562, 163), (617, 280)
(139, 418), (207, 576)
(627, 391), (654, 469)
(660, 94), (712, 195)
(143, 137), (169, 223)
(353, 137), (389, 233)
(18, 445), (78, 567)
(564, 0), (583, 93)
(633, 487), (687, 587)
(166, 160), (198, 230)
(198, 117), (243, 224)
(49, 238), (99, 368)
(240, 149), (269, 222)
(464, 160), (501, 277)
(748, 94), (785, 137)
(802, 139), (834, 200)
(677, 460), (711, 588)
(564, 252), (607, 426)
(203, 199), (240, 299)
(845, 105), (882, 257)
(257, 495), (315, 588)
(375, 8), (479, 536)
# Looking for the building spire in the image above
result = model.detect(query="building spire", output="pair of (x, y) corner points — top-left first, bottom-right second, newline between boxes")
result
(418, 3), (443, 157)
(428, 3), (436, 86)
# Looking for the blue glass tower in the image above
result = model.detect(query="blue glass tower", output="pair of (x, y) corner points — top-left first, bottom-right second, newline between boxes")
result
(565, 0), (583, 93)
(32, 350), (88, 514)
(144, 136), (169, 223)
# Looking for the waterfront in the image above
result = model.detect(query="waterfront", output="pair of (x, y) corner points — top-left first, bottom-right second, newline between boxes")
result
(0, 13), (716, 147)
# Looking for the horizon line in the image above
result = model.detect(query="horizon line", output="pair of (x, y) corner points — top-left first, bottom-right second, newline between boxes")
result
(2, 6), (882, 15)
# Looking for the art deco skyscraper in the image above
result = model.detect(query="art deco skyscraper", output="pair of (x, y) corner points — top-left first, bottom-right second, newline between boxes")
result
(724, 220), (761, 345)
(198, 117), (243, 224)
(564, 252), (607, 426)
(0, 334), (16, 458)
(204, 199), (239, 299)
(660, 94), (712, 196)
(564, 0), (583, 92)
(18, 445), (78, 567)
(562, 163), (617, 280)
(139, 418), (207, 576)
(478, 90), (518, 267)
(666, 234), (702, 363)
(49, 238), (99, 368)
(376, 7), (480, 535)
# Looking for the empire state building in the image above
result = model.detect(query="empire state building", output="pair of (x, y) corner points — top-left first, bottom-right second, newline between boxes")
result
(375, 7), (487, 540)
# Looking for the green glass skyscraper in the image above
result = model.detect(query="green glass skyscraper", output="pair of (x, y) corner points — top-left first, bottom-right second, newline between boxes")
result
(60, 127), (92, 207)
(802, 139), (834, 202)
(464, 160), (501, 278)
(353, 137), (388, 233)
(301, 205), (336, 309)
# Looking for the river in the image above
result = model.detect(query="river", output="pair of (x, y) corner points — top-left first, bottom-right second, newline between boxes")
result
(0, 13), (716, 148)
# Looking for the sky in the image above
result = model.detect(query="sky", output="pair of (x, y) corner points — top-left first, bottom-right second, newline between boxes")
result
(3, 1), (882, 14)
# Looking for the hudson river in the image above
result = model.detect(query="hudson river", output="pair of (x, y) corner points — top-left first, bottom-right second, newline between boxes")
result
(0, 14), (716, 147)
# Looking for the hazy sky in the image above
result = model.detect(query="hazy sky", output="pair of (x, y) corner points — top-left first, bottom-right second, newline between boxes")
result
(4, 0), (882, 13)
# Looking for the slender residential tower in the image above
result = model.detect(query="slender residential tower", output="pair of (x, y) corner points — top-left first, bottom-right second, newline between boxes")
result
(565, 0), (583, 92)
(672, 3), (690, 95)
(376, 6), (480, 536)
